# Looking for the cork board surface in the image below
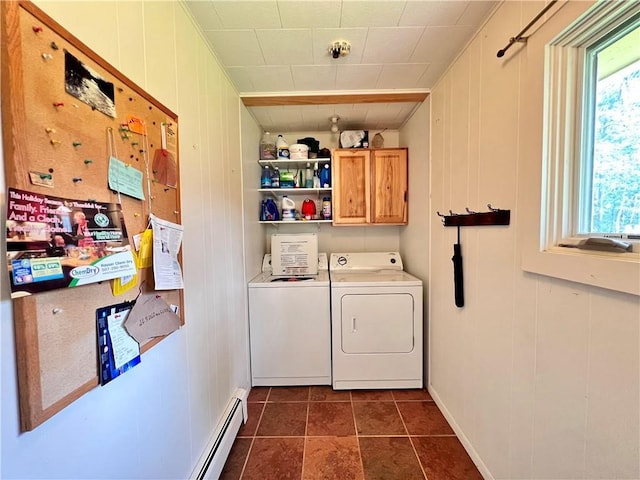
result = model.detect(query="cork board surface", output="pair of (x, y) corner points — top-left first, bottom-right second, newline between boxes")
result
(1, 1), (183, 430)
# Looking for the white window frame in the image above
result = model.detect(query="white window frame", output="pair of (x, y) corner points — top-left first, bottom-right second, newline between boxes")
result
(522, 1), (640, 296)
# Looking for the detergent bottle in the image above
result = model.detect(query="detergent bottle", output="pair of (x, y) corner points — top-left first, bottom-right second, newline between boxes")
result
(305, 163), (313, 188)
(260, 165), (272, 188)
(319, 164), (331, 188)
(281, 196), (296, 221)
(271, 166), (280, 188)
(276, 135), (290, 159)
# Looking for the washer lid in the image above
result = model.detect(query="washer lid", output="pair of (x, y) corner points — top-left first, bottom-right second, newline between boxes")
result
(330, 270), (422, 287)
(249, 269), (330, 287)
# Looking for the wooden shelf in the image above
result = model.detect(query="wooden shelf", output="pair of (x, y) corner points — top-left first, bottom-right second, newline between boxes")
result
(259, 219), (332, 224)
(258, 188), (332, 194)
(258, 157), (330, 167)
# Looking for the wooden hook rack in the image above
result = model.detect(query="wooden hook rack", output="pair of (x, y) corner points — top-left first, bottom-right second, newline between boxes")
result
(437, 205), (511, 227)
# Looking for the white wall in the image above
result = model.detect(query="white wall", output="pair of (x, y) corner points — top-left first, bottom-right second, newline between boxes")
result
(429, 1), (640, 479)
(1, 2), (250, 478)
(399, 98), (431, 383)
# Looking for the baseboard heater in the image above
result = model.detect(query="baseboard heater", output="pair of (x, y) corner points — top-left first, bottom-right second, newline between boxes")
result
(191, 388), (248, 480)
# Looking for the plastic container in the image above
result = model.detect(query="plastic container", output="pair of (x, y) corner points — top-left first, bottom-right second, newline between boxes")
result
(281, 196), (296, 221)
(262, 199), (279, 221)
(322, 197), (332, 220)
(276, 135), (290, 159)
(305, 163), (313, 188)
(260, 132), (276, 160)
(280, 170), (295, 188)
(312, 162), (321, 188)
(301, 199), (317, 220)
(319, 164), (331, 188)
(289, 144), (309, 160)
(271, 166), (280, 188)
(261, 165), (272, 188)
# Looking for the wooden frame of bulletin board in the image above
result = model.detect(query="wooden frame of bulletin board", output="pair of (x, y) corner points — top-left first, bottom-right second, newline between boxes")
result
(1, 1), (184, 431)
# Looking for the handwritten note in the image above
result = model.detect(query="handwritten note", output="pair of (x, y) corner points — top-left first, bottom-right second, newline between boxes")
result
(124, 294), (181, 343)
(107, 308), (140, 369)
(108, 156), (145, 200)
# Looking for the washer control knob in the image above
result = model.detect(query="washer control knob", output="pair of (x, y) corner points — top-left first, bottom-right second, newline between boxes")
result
(390, 258), (396, 264)
(337, 256), (347, 266)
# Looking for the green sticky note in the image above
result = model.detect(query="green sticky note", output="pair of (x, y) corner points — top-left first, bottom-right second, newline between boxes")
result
(108, 156), (145, 201)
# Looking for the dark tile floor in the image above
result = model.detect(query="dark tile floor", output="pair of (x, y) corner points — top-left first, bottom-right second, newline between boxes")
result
(220, 386), (483, 480)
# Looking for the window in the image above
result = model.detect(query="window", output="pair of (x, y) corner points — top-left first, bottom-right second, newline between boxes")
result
(579, 17), (640, 237)
(522, 1), (640, 296)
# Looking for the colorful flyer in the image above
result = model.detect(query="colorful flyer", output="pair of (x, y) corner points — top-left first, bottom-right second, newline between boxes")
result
(6, 188), (136, 297)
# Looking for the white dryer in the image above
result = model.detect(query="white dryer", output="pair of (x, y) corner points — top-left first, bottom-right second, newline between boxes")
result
(329, 252), (423, 390)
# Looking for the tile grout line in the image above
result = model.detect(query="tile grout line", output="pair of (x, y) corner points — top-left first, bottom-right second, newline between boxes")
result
(349, 391), (368, 479)
(393, 392), (429, 480)
(239, 387), (271, 480)
(300, 388), (311, 480)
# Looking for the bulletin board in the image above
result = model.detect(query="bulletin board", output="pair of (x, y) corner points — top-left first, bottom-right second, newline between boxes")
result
(1, 1), (184, 431)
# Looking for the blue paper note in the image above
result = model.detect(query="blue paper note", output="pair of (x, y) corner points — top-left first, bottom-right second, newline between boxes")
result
(108, 156), (145, 200)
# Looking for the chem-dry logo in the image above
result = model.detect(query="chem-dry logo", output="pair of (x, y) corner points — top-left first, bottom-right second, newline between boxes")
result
(70, 265), (100, 279)
(94, 213), (110, 227)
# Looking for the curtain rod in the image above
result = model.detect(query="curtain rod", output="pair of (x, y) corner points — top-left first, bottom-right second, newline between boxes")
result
(497, 0), (559, 58)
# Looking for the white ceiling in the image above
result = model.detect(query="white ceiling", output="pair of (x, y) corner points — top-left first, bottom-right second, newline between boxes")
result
(185, 0), (498, 132)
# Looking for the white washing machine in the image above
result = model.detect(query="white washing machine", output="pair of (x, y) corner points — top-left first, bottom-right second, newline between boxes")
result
(248, 253), (331, 386)
(330, 252), (423, 390)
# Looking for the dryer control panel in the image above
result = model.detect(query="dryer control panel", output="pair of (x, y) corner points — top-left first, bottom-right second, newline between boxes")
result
(329, 252), (403, 271)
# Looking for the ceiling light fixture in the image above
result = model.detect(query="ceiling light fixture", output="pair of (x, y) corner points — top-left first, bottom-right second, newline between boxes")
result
(328, 41), (351, 59)
(330, 116), (340, 133)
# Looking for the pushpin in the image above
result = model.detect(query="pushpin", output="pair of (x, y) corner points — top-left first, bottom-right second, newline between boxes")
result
(41, 53), (53, 60)
(72, 141), (82, 147)
(50, 41), (59, 50)
(45, 127), (56, 134)
(50, 139), (61, 146)
(134, 212), (141, 217)
(52, 102), (64, 108)
(39, 173), (52, 180)
(131, 142), (138, 146)
(72, 177), (82, 183)
(32, 26), (43, 33)
(84, 159), (93, 165)
(52, 307), (62, 315)
(164, 188), (169, 192)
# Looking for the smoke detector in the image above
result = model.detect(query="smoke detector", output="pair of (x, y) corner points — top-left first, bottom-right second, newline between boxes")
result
(329, 41), (351, 59)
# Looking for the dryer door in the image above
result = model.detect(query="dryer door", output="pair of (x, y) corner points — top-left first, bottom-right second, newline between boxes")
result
(340, 293), (414, 353)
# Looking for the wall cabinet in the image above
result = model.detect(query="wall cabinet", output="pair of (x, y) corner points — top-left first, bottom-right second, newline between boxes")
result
(258, 158), (332, 224)
(333, 148), (408, 225)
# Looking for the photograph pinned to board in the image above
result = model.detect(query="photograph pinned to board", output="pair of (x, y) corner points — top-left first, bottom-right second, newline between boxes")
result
(124, 293), (181, 343)
(152, 123), (178, 188)
(150, 213), (183, 290)
(64, 50), (116, 118)
(97, 301), (141, 386)
(6, 188), (136, 297)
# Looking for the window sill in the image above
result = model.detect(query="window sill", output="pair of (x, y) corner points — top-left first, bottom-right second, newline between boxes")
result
(522, 245), (640, 296)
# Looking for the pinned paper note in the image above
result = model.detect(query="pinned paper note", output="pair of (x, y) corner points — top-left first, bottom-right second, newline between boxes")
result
(107, 308), (140, 369)
(124, 293), (181, 343)
(108, 156), (145, 200)
(126, 114), (146, 135)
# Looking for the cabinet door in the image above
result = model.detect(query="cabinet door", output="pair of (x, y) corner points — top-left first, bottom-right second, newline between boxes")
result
(371, 148), (408, 224)
(333, 150), (370, 224)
